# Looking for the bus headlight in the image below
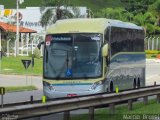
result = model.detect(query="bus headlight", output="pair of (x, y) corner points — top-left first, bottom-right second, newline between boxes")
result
(43, 81), (56, 91)
(89, 80), (105, 90)
(48, 84), (55, 91)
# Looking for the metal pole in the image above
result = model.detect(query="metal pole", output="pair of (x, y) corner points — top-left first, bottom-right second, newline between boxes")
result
(128, 99), (132, 110)
(16, 0), (19, 56)
(1, 94), (3, 108)
(26, 61), (28, 85)
(109, 103), (115, 114)
(21, 33), (23, 56)
(143, 96), (148, 105)
(32, 36), (34, 54)
(31, 55), (34, 103)
(157, 94), (160, 103)
(27, 34), (29, 56)
(64, 111), (70, 120)
(89, 107), (94, 120)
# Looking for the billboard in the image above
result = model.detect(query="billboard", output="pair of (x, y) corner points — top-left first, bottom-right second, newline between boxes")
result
(0, 7), (87, 34)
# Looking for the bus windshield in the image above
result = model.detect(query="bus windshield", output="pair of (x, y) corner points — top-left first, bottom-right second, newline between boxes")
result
(44, 33), (102, 79)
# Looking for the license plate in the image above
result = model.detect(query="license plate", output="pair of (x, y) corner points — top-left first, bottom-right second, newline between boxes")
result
(67, 94), (77, 97)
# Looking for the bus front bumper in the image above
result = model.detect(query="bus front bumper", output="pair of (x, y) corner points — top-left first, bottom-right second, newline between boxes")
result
(44, 89), (103, 99)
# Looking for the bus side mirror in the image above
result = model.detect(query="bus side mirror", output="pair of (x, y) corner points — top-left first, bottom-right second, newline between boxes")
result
(102, 44), (108, 57)
(37, 41), (44, 50)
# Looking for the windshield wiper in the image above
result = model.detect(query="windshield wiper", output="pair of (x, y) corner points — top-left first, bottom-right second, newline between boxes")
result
(66, 50), (69, 71)
(46, 48), (48, 63)
(51, 48), (71, 78)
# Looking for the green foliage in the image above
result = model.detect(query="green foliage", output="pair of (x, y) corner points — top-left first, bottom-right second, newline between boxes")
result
(95, 7), (132, 22)
(40, 0), (76, 28)
(145, 50), (160, 58)
(154, 26), (160, 34)
(1, 31), (16, 53)
(147, 23), (155, 34)
(1, 40), (7, 52)
(149, 0), (160, 27)
(5, 86), (37, 93)
(151, 54), (157, 58)
(121, 0), (156, 14)
(149, 0), (160, 17)
(33, 48), (41, 59)
(40, 8), (54, 29)
(120, 0), (159, 35)
(145, 50), (160, 54)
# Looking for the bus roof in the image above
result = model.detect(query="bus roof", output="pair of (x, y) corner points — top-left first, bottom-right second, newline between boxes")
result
(46, 18), (143, 34)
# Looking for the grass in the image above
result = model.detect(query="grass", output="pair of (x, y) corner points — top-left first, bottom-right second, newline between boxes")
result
(0, 0), (124, 11)
(145, 50), (160, 59)
(5, 85), (37, 93)
(71, 99), (160, 120)
(0, 56), (43, 75)
(146, 54), (156, 59)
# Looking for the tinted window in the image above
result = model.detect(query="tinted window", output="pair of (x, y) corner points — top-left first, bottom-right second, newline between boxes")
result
(110, 27), (144, 56)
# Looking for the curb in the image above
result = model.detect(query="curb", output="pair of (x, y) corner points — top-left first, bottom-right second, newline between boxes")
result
(146, 59), (160, 63)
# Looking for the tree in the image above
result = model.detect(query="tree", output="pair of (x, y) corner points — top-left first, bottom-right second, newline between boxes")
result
(121, 0), (156, 14)
(40, 0), (72, 29)
(95, 8), (133, 22)
(149, 0), (160, 26)
(40, 8), (54, 30)
(133, 12), (156, 35)
(40, 0), (82, 29)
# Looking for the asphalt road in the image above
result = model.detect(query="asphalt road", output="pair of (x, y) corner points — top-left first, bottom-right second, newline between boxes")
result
(0, 60), (160, 120)
(146, 61), (160, 77)
(146, 60), (160, 85)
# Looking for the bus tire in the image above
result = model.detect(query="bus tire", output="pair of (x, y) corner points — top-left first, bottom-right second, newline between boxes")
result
(133, 78), (137, 89)
(137, 78), (140, 88)
(110, 81), (114, 92)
